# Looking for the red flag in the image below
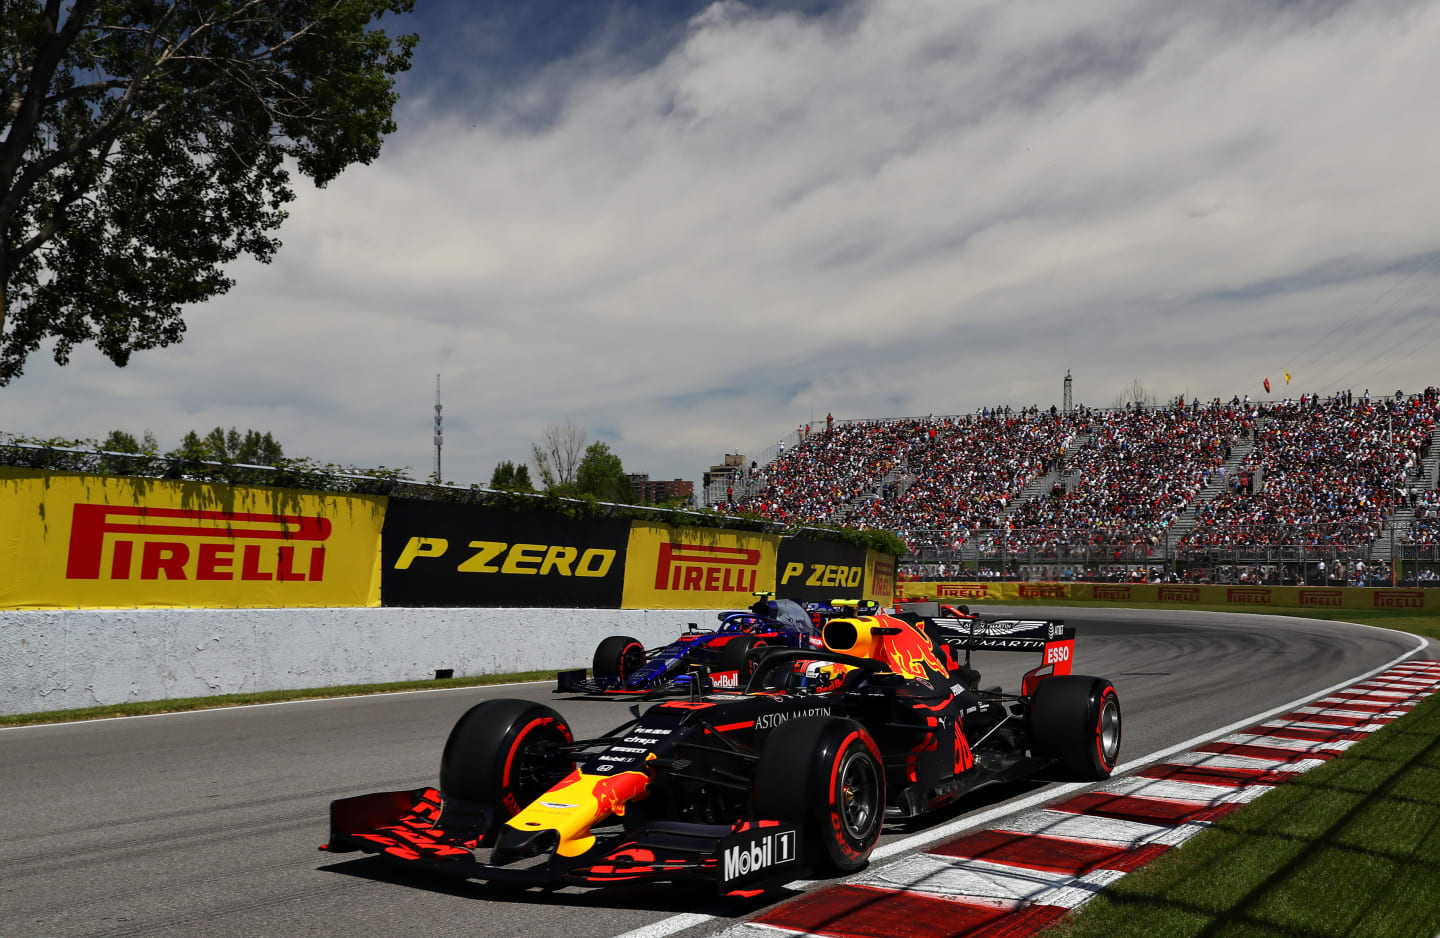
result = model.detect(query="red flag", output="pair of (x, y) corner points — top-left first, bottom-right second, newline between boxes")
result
(1263, 377), (1271, 393)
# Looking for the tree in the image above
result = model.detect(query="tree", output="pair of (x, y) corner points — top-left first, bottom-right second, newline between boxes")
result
(170, 429), (208, 460)
(490, 461), (515, 489)
(531, 421), (586, 490)
(1112, 378), (1155, 409)
(512, 463), (533, 492)
(0, 1), (417, 385)
(101, 429), (139, 453)
(489, 460), (534, 492)
(234, 429), (283, 464)
(574, 441), (635, 503)
(171, 426), (283, 463)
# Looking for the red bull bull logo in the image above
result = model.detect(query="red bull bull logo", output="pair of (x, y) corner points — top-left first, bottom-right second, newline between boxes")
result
(589, 771), (649, 818)
(876, 615), (947, 680)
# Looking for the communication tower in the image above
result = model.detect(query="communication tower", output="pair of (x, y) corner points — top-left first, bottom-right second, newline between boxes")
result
(433, 374), (443, 480)
(1063, 369), (1073, 414)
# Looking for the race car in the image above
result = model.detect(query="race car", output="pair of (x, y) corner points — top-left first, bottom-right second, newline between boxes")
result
(554, 594), (876, 696)
(892, 602), (973, 622)
(323, 601), (1121, 893)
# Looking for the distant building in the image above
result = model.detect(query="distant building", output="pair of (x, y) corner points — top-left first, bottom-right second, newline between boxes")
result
(703, 453), (746, 506)
(627, 473), (694, 506)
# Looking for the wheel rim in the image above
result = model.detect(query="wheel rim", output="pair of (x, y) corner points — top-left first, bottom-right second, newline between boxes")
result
(621, 644), (644, 676)
(837, 750), (880, 840)
(1098, 695), (1121, 763)
(510, 729), (569, 806)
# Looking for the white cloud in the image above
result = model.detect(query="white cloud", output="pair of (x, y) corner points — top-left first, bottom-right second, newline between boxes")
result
(6, 0), (1440, 488)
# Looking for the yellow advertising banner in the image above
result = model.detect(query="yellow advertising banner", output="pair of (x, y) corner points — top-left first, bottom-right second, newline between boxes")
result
(863, 549), (897, 604)
(899, 581), (1440, 611)
(621, 523), (778, 609)
(0, 469), (384, 610)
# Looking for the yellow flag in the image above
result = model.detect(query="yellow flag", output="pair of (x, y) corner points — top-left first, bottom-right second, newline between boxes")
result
(1284, 370), (1291, 384)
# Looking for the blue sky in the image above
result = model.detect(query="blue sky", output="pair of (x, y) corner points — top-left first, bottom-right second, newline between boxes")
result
(396, 0), (847, 101)
(4, 0), (1439, 491)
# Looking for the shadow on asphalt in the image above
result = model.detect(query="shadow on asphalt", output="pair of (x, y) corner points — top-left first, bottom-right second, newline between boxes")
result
(316, 778), (1069, 919)
(319, 854), (798, 916)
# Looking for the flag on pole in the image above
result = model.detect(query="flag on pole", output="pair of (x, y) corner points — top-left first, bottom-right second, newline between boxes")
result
(1264, 377), (1271, 393)
(1284, 370), (1291, 385)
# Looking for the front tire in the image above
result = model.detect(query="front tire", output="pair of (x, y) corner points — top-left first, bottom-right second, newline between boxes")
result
(754, 717), (885, 873)
(439, 699), (574, 823)
(1031, 676), (1121, 779)
(593, 635), (646, 680)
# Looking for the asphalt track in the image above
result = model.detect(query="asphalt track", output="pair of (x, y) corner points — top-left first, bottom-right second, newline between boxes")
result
(0, 607), (1431, 938)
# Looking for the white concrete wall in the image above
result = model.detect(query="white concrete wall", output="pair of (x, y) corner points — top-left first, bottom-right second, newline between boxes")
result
(0, 607), (721, 716)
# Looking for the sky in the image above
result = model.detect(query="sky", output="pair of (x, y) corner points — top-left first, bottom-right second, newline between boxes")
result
(4, 0), (1440, 491)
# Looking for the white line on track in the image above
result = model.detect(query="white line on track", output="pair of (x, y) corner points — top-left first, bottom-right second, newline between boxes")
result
(609, 630), (1431, 938)
(0, 679), (555, 732)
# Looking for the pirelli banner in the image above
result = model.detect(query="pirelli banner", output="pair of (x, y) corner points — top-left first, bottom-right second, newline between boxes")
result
(621, 523), (779, 609)
(380, 498), (630, 608)
(0, 468), (900, 611)
(0, 468), (384, 610)
(899, 581), (1440, 611)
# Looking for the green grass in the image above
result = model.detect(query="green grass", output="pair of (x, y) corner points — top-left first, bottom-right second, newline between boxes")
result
(1051, 692), (1440, 938)
(0, 669), (557, 728)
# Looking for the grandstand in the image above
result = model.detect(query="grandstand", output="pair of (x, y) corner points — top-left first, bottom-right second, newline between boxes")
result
(721, 388), (1440, 586)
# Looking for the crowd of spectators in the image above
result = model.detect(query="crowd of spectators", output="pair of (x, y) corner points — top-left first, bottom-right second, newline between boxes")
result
(1004, 402), (1250, 554)
(1179, 393), (1438, 553)
(736, 408), (1080, 540)
(734, 418), (950, 522)
(731, 390), (1440, 572)
(1402, 488), (1440, 554)
(845, 408), (1081, 549)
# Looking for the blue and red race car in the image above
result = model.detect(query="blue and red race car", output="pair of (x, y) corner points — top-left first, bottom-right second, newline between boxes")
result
(556, 595), (879, 696)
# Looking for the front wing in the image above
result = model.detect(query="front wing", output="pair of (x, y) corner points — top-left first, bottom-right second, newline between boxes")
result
(322, 787), (801, 894)
(555, 668), (746, 697)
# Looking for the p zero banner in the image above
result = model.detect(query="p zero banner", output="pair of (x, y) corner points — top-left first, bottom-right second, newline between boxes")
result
(622, 523), (778, 609)
(776, 537), (868, 603)
(899, 581), (1440, 610)
(0, 469), (384, 610)
(380, 499), (630, 608)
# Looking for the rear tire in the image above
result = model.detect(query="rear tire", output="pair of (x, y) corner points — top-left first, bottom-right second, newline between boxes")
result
(439, 699), (574, 822)
(1031, 676), (1121, 779)
(754, 717), (885, 873)
(593, 635), (646, 679)
(716, 634), (761, 685)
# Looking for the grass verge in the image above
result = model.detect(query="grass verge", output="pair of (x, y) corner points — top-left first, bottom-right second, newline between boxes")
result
(0, 670), (557, 728)
(1051, 690), (1440, 938)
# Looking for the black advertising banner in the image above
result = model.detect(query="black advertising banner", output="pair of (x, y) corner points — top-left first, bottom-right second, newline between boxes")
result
(775, 536), (869, 603)
(381, 499), (630, 608)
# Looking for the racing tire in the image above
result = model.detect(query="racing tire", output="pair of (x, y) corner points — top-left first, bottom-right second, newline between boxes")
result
(593, 635), (646, 679)
(753, 717), (885, 874)
(439, 699), (575, 822)
(716, 634), (761, 685)
(1030, 676), (1121, 780)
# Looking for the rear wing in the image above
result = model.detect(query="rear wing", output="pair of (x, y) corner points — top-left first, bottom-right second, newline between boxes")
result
(931, 618), (1075, 652)
(895, 602), (1075, 694)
